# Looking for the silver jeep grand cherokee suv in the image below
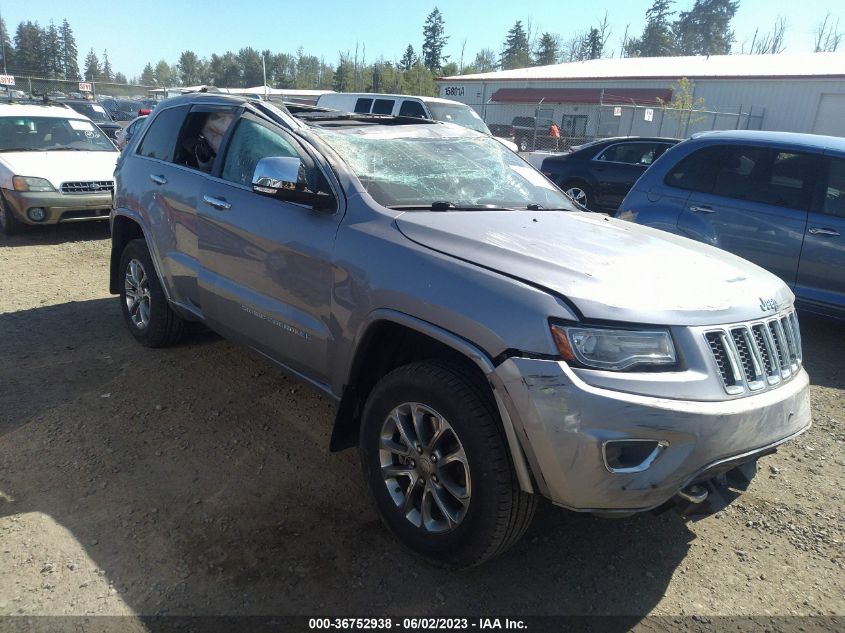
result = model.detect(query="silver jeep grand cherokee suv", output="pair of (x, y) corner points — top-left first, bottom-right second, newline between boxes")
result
(110, 94), (811, 568)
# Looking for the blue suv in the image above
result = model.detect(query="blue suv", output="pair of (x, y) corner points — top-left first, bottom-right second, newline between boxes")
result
(618, 130), (845, 320)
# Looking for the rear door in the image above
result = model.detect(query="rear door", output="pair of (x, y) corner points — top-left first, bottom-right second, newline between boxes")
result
(591, 141), (671, 209)
(794, 155), (845, 314)
(678, 145), (815, 287)
(197, 113), (343, 384)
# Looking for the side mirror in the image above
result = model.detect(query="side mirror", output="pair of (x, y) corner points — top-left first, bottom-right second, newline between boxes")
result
(252, 156), (336, 212)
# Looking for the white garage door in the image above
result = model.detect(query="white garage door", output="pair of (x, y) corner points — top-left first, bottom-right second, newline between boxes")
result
(813, 93), (845, 137)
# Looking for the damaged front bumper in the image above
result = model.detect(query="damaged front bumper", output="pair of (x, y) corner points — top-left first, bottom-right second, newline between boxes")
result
(492, 357), (811, 513)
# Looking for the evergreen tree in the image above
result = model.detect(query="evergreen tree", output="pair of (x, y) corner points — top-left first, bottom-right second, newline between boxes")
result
(673, 0), (739, 55)
(0, 17), (12, 74)
(83, 48), (100, 81)
(154, 60), (175, 86)
(140, 62), (155, 85)
(500, 21), (532, 69)
(14, 22), (46, 76)
(237, 47), (263, 87)
(59, 20), (80, 80)
(113, 71), (127, 84)
(421, 7), (449, 71)
(400, 44), (416, 71)
(101, 49), (113, 82)
(578, 28), (604, 60)
(534, 32), (559, 66)
(178, 50), (201, 86)
(333, 55), (354, 91)
(626, 0), (676, 57)
(44, 21), (63, 78)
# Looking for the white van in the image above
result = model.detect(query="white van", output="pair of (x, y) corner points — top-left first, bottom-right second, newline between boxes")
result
(315, 93), (518, 152)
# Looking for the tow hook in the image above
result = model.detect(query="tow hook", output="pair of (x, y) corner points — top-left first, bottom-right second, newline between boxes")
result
(677, 484), (708, 504)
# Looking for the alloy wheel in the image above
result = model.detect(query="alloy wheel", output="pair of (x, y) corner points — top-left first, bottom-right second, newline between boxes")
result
(379, 402), (471, 533)
(124, 258), (151, 329)
(565, 187), (588, 208)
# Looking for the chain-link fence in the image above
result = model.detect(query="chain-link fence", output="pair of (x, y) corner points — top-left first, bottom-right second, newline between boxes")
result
(0, 75), (156, 101)
(475, 102), (765, 152)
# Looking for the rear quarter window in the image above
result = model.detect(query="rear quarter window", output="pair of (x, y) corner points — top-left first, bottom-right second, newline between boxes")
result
(136, 106), (189, 162)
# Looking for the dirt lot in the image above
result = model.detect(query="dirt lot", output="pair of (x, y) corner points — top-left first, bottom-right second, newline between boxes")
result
(0, 223), (843, 626)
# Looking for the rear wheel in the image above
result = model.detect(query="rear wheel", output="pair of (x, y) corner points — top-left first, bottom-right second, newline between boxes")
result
(360, 360), (536, 568)
(0, 194), (22, 236)
(118, 239), (184, 347)
(517, 136), (530, 152)
(562, 181), (592, 210)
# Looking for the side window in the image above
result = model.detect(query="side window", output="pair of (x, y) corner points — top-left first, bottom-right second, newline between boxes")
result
(354, 98), (373, 114)
(372, 99), (395, 115)
(597, 143), (661, 165)
(221, 118), (304, 188)
(172, 108), (236, 173)
(136, 106), (189, 162)
(711, 146), (816, 210)
(398, 100), (427, 118)
(664, 146), (727, 193)
(822, 157), (845, 218)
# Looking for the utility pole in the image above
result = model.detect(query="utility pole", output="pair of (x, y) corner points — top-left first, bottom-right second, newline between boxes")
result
(262, 54), (268, 99)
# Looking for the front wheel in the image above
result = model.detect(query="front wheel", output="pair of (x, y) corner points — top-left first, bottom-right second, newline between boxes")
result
(0, 194), (22, 236)
(360, 360), (536, 568)
(118, 239), (184, 347)
(562, 181), (592, 210)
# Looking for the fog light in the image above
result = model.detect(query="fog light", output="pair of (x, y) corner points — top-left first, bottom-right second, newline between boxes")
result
(27, 207), (47, 222)
(603, 439), (668, 473)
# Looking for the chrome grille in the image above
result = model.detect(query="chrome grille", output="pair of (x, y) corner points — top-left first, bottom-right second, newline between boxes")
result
(705, 310), (802, 395)
(61, 180), (114, 194)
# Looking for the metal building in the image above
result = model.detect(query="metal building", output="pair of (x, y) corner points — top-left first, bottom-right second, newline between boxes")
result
(436, 52), (845, 149)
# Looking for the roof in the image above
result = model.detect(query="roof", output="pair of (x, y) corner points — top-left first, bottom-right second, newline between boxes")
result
(690, 129), (845, 153)
(318, 92), (465, 105)
(439, 52), (845, 82)
(0, 103), (87, 119)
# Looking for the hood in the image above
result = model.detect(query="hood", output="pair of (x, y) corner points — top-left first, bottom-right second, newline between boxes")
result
(395, 210), (793, 326)
(0, 151), (118, 189)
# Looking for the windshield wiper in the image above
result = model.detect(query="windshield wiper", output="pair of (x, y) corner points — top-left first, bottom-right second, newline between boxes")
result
(388, 201), (528, 212)
(46, 147), (88, 151)
(0, 148), (42, 152)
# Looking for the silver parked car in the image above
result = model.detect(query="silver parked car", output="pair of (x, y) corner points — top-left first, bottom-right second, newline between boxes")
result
(110, 94), (810, 567)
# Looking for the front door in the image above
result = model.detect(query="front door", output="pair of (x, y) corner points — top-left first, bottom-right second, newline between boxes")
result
(592, 141), (669, 210)
(795, 155), (845, 315)
(197, 114), (343, 385)
(677, 145), (815, 288)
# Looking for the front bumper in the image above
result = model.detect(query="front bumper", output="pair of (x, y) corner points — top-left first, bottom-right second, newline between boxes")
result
(2, 188), (112, 225)
(493, 358), (811, 512)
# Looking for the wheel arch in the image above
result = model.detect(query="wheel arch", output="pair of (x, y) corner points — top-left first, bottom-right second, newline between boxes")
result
(110, 211), (153, 295)
(331, 310), (534, 493)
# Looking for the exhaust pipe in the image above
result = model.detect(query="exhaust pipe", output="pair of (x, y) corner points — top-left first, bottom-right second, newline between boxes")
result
(677, 484), (708, 504)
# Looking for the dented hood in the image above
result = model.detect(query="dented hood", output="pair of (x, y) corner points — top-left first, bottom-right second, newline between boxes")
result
(395, 210), (793, 326)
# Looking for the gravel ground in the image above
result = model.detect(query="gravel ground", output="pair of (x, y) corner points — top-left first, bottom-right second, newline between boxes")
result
(0, 223), (843, 626)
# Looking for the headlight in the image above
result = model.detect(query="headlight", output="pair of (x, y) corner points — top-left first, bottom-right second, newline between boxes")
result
(550, 324), (676, 371)
(13, 176), (55, 192)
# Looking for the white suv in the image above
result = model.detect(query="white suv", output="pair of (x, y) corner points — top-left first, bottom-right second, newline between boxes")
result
(0, 102), (119, 235)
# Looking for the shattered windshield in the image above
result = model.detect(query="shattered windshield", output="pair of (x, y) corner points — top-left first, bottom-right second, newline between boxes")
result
(426, 103), (489, 134)
(318, 130), (575, 210)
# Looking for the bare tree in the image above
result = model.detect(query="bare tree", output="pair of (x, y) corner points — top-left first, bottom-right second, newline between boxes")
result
(746, 16), (787, 54)
(619, 24), (631, 58)
(597, 11), (613, 57)
(459, 37), (467, 73)
(814, 11), (843, 52)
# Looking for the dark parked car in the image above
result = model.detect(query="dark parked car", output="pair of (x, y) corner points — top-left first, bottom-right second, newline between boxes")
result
(62, 100), (122, 140)
(541, 137), (679, 212)
(618, 130), (845, 320)
(100, 98), (142, 121)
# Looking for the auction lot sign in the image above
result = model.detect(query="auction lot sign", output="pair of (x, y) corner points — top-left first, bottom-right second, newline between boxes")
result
(79, 82), (93, 92)
(0, 75), (14, 86)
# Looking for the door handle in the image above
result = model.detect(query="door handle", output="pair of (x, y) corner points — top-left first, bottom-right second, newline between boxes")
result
(690, 205), (714, 214)
(149, 174), (167, 185)
(808, 227), (840, 236)
(202, 194), (232, 211)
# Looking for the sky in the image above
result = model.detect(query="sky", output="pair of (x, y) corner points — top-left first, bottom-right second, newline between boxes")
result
(3, 0), (844, 80)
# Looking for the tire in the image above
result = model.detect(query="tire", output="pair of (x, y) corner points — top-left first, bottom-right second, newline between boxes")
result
(561, 181), (592, 210)
(0, 193), (22, 236)
(517, 136), (529, 152)
(118, 238), (184, 347)
(359, 360), (537, 568)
